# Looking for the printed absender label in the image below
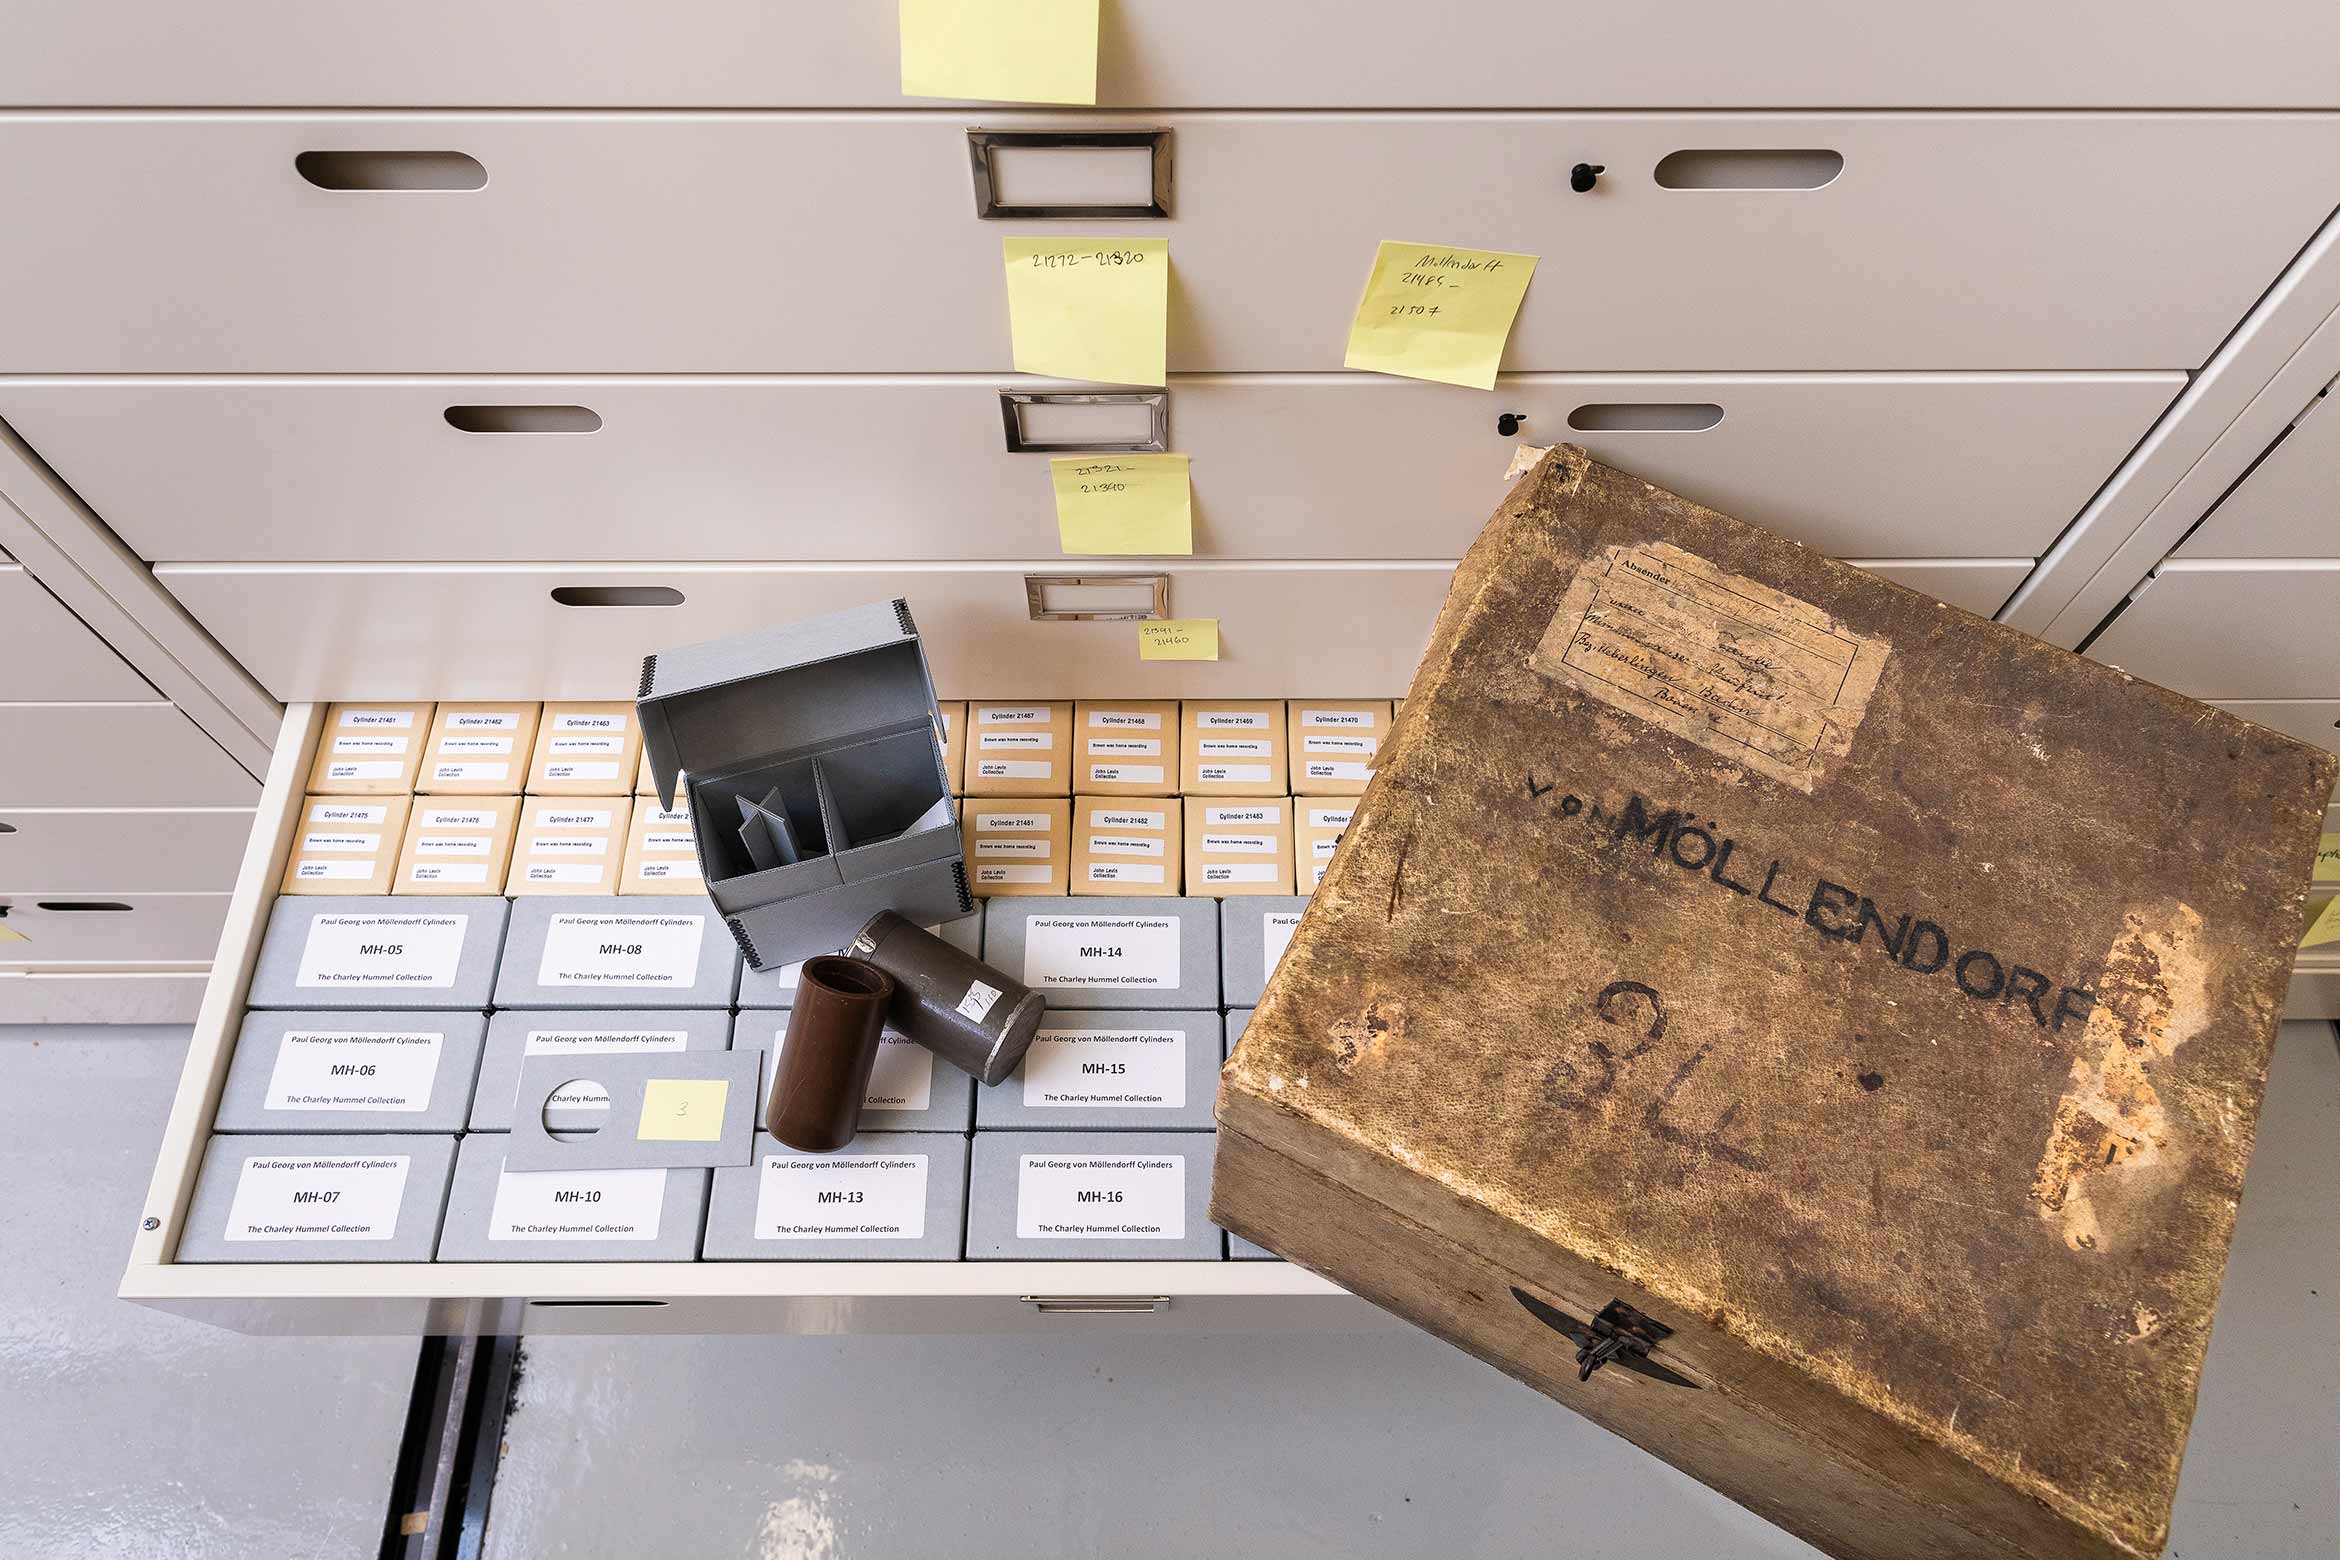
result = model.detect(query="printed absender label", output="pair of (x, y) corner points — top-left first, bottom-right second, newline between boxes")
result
(754, 1154), (929, 1240)
(1022, 1027), (1187, 1108)
(536, 913), (704, 988)
(1263, 912), (1302, 975)
(224, 1154), (409, 1242)
(1022, 914), (1179, 990)
(264, 1031), (443, 1112)
(1016, 1154), (1185, 1239)
(490, 1166), (666, 1241)
(296, 914), (468, 989)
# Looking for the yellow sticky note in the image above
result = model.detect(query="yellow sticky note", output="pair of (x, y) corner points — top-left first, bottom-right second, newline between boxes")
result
(900, 0), (1098, 104)
(2314, 832), (2340, 882)
(2304, 895), (2340, 950)
(1343, 240), (1540, 391)
(637, 1078), (728, 1143)
(1051, 454), (1192, 555)
(1004, 237), (1167, 387)
(0, 922), (25, 944)
(1138, 619), (1219, 661)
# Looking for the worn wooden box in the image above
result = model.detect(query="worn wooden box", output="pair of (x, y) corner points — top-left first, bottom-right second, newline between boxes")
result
(1212, 449), (2336, 1560)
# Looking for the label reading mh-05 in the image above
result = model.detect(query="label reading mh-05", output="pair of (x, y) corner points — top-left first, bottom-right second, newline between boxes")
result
(1022, 915), (1179, 989)
(1022, 1028), (1187, 1108)
(755, 1155), (930, 1239)
(224, 1154), (410, 1241)
(1016, 1154), (1185, 1238)
(536, 914), (704, 987)
(264, 1030), (444, 1112)
(295, 914), (469, 989)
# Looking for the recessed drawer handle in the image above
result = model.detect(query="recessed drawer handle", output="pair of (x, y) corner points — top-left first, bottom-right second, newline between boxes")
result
(1567, 403), (1724, 433)
(550, 586), (685, 608)
(445, 405), (602, 435)
(295, 150), (487, 192)
(1653, 149), (1842, 190)
(1000, 391), (1168, 454)
(1023, 1295), (1170, 1314)
(968, 128), (1171, 219)
(35, 900), (133, 912)
(1025, 573), (1170, 622)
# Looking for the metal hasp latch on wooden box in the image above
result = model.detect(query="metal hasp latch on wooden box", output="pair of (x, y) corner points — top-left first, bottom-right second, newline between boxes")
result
(1213, 447), (2339, 1560)
(637, 599), (973, 972)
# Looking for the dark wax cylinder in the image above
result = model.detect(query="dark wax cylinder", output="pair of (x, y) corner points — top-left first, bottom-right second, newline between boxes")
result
(851, 911), (1045, 1087)
(768, 955), (896, 1152)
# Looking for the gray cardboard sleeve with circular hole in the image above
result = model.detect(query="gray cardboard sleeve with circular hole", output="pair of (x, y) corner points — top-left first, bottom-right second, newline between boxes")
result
(702, 1132), (970, 1261)
(471, 1008), (734, 1131)
(175, 1133), (458, 1263)
(434, 1134), (709, 1262)
(492, 894), (740, 1009)
(1218, 895), (1309, 1009)
(213, 1010), (487, 1133)
(966, 1130), (1223, 1260)
(245, 896), (508, 1011)
(728, 1012), (974, 1133)
(975, 1010), (1224, 1131)
(978, 895), (1220, 1011)
(735, 906), (980, 1008)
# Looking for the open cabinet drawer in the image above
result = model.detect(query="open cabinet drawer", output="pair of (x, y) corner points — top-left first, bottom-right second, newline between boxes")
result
(120, 703), (1378, 1335)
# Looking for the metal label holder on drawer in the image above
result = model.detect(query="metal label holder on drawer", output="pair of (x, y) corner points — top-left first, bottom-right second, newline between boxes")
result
(118, 703), (1372, 1335)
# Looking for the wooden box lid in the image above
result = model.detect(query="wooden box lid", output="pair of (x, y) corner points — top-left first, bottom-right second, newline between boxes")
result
(1213, 450), (2335, 1560)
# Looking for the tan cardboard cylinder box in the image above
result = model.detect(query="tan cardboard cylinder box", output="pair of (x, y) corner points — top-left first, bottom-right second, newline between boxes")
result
(393, 796), (519, 896)
(1213, 449), (2339, 1560)
(1072, 699), (1181, 796)
(1292, 796), (1356, 893)
(936, 700), (968, 794)
(527, 702), (642, 796)
(1287, 700), (1391, 797)
(963, 702), (1072, 796)
(506, 795), (634, 896)
(279, 794), (410, 895)
(1185, 797), (1295, 896)
(1071, 794), (1183, 896)
(1179, 700), (1288, 796)
(618, 798), (702, 894)
(306, 702), (434, 795)
(417, 701), (540, 794)
(961, 797), (1071, 896)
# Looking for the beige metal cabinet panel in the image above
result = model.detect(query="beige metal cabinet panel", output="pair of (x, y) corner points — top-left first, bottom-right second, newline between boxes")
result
(0, 704), (260, 806)
(2088, 563), (2340, 699)
(4, 114), (2334, 373)
(8, 2), (2339, 108)
(0, 893), (229, 966)
(0, 808), (254, 893)
(0, 373), (2175, 564)
(0, 970), (209, 1023)
(2212, 700), (2340, 759)
(2175, 387), (2340, 558)
(0, 565), (158, 700)
(156, 558), (2027, 703)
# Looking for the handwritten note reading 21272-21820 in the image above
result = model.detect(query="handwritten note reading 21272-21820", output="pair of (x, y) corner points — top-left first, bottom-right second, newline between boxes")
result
(1004, 237), (1168, 387)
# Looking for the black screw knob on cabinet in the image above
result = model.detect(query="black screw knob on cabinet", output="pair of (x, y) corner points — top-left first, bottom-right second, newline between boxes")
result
(1569, 162), (1604, 193)
(1497, 412), (1528, 437)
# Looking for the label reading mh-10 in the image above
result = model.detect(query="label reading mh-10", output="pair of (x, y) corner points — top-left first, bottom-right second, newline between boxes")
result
(489, 1166), (666, 1241)
(754, 1155), (930, 1239)
(1016, 1155), (1185, 1239)
(224, 1154), (410, 1241)
(295, 914), (469, 989)
(1022, 1027), (1187, 1108)
(1021, 915), (1179, 990)
(536, 914), (704, 987)
(264, 1030), (444, 1112)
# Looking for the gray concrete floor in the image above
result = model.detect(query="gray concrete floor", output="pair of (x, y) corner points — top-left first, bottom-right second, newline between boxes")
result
(5, 1021), (2334, 1558)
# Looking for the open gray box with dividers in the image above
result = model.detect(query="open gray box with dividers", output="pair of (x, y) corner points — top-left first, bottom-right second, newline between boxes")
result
(637, 599), (973, 973)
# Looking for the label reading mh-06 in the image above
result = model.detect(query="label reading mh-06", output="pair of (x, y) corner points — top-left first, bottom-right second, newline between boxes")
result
(536, 914), (704, 987)
(264, 1030), (444, 1112)
(1022, 915), (1179, 989)
(1022, 1028), (1186, 1108)
(224, 1154), (410, 1241)
(296, 914), (469, 989)
(755, 1155), (929, 1239)
(1016, 1154), (1185, 1239)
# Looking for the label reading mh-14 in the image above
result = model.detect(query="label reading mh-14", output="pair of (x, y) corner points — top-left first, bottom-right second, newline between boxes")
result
(1016, 1155), (1185, 1239)
(224, 1155), (410, 1242)
(1022, 1028), (1187, 1108)
(1022, 915), (1179, 990)
(754, 1155), (930, 1240)
(264, 1030), (444, 1112)
(295, 914), (469, 989)
(489, 1166), (666, 1241)
(536, 914), (704, 987)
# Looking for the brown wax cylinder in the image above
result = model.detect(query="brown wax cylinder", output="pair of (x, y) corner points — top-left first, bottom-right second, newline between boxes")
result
(850, 911), (1045, 1087)
(767, 956), (896, 1152)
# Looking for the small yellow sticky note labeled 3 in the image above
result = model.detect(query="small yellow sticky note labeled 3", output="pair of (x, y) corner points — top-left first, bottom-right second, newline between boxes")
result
(1051, 454), (1192, 555)
(1138, 619), (1219, 661)
(899, 0), (1098, 105)
(637, 1077), (728, 1143)
(2303, 895), (2340, 950)
(1004, 237), (1167, 387)
(1343, 240), (1540, 391)
(2314, 832), (2340, 882)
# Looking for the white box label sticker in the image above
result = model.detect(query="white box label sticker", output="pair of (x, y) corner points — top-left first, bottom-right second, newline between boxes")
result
(635, 858), (703, 883)
(1304, 734), (1374, 754)
(325, 760), (401, 780)
(1203, 863), (1279, 884)
(1197, 764), (1269, 784)
(339, 708), (415, 729)
(1304, 760), (1371, 782)
(437, 735), (513, 755)
(430, 762), (510, 782)
(1089, 710), (1162, 730)
(1084, 862), (1165, 884)
(296, 914), (469, 989)
(1300, 708), (1376, 728)
(448, 710), (523, 730)
(295, 859), (377, 881)
(976, 863), (1053, 885)
(408, 861), (489, 885)
(1089, 835), (1163, 857)
(1207, 806), (1278, 825)
(975, 837), (1051, 859)
(414, 833), (492, 855)
(1195, 710), (1268, 729)
(754, 1154), (929, 1240)
(1202, 833), (1277, 854)
(332, 734), (408, 755)
(1022, 915), (1179, 990)
(976, 760), (1050, 780)
(1263, 912), (1302, 975)
(977, 811), (1050, 832)
(1198, 738), (1271, 757)
(975, 705), (1050, 724)
(299, 833), (377, 854)
(980, 731), (1052, 751)
(551, 712), (625, 732)
(524, 863), (606, 885)
(1090, 809), (1165, 830)
(490, 1166), (666, 1241)
(1022, 1027), (1187, 1108)
(536, 914), (704, 987)
(1086, 764), (1165, 786)
(544, 761), (620, 781)
(533, 807), (615, 829)
(309, 802), (388, 825)
(224, 1154), (410, 1242)
(526, 834), (608, 855)
(1017, 1154), (1185, 1239)
(1307, 807), (1356, 830)
(1086, 737), (1160, 756)
(264, 1031), (444, 1113)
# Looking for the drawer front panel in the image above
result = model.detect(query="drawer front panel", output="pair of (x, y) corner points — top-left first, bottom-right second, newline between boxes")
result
(156, 559), (2027, 703)
(4, 114), (2333, 372)
(0, 704), (260, 807)
(1, 374), (2175, 564)
(2089, 564), (2340, 700)
(0, 565), (157, 700)
(0, 970), (210, 1024)
(2175, 386), (2340, 558)
(0, 893), (230, 966)
(0, 808), (254, 893)
(7, 3), (2336, 108)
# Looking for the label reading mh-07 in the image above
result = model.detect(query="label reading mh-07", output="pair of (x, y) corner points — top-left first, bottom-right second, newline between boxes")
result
(754, 1155), (929, 1239)
(295, 914), (469, 989)
(1016, 1154), (1185, 1239)
(264, 1030), (444, 1112)
(536, 914), (704, 987)
(1021, 915), (1179, 990)
(224, 1154), (410, 1241)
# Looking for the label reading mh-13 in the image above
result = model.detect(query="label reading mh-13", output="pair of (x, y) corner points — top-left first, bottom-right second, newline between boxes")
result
(754, 1155), (930, 1240)
(296, 914), (469, 989)
(264, 1030), (444, 1112)
(224, 1154), (410, 1241)
(1017, 1154), (1185, 1239)
(1022, 1028), (1186, 1108)
(536, 914), (704, 987)
(1022, 915), (1179, 989)
(490, 1166), (667, 1241)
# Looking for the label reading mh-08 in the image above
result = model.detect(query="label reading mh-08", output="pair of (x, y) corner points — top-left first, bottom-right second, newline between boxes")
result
(1022, 915), (1179, 989)
(536, 914), (704, 987)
